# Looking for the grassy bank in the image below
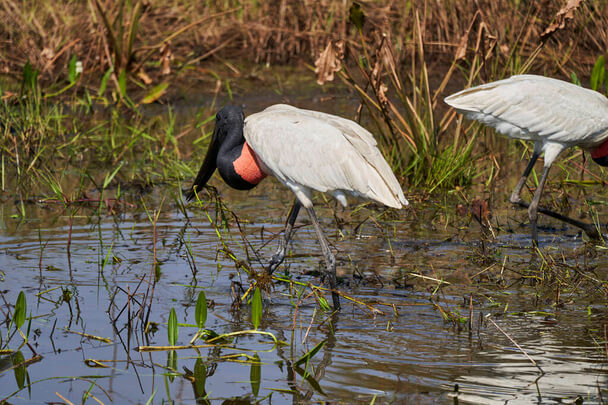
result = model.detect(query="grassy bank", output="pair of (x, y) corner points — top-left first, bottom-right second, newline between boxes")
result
(1, 0), (608, 203)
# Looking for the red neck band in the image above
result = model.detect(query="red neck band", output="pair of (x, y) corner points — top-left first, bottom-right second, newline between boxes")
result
(591, 138), (608, 159)
(233, 142), (267, 185)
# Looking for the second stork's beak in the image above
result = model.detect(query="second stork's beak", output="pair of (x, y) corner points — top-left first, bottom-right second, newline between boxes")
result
(185, 125), (221, 201)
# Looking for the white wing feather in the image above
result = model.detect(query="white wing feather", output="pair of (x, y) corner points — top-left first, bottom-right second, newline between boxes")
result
(444, 75), (608, 149)
(244, 104), (407, 209)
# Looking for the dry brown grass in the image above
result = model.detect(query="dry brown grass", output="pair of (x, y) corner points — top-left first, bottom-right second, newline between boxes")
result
(1, 0), (607, 88)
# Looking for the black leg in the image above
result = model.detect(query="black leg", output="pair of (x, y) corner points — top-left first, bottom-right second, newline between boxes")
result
(528, 165), (552, 245)
(509, 148), (601, 241)
(267, 199), (301, 275)
(305, 207), (340, 310)
(510, 150), (540, 205)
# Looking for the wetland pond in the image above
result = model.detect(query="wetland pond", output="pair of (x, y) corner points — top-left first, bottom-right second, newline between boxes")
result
(1, 79), (608, 404)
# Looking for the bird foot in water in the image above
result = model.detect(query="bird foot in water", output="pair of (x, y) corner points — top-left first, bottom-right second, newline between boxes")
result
(580, 224), (602, 241)
(321, 257), (340, 310)
(509, 197), (526, 207)
(266, 252), (285, 275)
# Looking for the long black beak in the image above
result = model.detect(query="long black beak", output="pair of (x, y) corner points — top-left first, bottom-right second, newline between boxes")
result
(185, 126), (220, 201)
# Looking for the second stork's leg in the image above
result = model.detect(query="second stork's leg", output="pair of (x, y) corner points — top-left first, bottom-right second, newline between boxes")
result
(509, 148), (540, 205)
(514, 144), (600, 242)
(305, 206), (341, 310)
(267, 198), (301, 275)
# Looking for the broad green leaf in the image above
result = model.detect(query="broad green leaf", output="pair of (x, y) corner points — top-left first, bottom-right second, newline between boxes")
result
(12, 351), (25, 389)
(250, 353), (261, 397)
(98, 67), (113, 97)
(167, 350), (177, 383)
(195, 291), (207, 329)
(349, 3), (365, 30)
(590, 55), (605, 91)
(294, 339), (327, 367)
(14, 291), (26, 330)
(118, 68), (128, 99)
(168, 308), (178, 346)
(68, 55), (78, 84)
(193, 357), (207, 399)
(22, 62), (38, 91)
(251, 287), (262, 330)
(142, 82), (169, 104)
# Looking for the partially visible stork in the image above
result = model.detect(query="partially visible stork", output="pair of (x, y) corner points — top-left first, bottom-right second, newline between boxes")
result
(186, 104), (408, 309)
(445, 75), (608, 244)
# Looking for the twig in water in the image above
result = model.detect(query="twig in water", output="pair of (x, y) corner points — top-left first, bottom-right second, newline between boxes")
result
(487, 315), (544, 374)
(55, 392), (74, 405)
(302, 309), (317, 345)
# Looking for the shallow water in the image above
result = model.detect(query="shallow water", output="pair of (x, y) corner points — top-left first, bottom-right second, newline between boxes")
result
(1, 178), (607, 404)
(1, 71), (608, 404)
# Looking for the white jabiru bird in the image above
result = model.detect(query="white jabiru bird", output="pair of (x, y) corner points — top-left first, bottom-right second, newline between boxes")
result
(186, 104), (408, 309)
(445, 75), (608, 243)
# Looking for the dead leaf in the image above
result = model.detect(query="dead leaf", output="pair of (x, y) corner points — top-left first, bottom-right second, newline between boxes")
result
(377, 83), (389, 106)
(370, 59), (388, 106)
(314, 40), (345, 85)
(40, 47), (54, 61)
(540, 0), (584, 42)
(454, 33), (469, 61)
(160, 43), (173, 76)
(483, 34), (498, 61)
(137, 70), (153, 85)
(471, 197), (491, 224)
(371, 59), (381, 83)
(1, 91), (16, 100)
(378, 35), (401, 90)
(455, 10), (482, 61)
(142, 82), (169, 104)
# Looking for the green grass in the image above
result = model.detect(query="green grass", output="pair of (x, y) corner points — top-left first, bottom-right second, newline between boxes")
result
(1, 75), (213, 203)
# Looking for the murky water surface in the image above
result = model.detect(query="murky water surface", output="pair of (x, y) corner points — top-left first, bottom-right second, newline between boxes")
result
(1, 185), (607, 404)
(1, 76), (608, 404)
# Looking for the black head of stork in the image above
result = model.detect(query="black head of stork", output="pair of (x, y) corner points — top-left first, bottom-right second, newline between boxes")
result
(186, 105), (266, 201)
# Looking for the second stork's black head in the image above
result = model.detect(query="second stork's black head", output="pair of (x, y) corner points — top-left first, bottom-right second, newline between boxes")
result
(592, 139), (608, 167)
(185, 106), (249, 201)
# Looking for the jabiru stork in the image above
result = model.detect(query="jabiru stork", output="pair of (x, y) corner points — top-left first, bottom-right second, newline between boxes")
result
(445, 75), (608, 243)
(186, 104), (408, 309)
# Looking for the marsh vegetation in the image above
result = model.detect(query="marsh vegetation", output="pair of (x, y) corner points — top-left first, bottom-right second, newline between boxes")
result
(1, 0), (608, 403)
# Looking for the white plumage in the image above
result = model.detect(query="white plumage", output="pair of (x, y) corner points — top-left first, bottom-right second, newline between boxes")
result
(244, 104), (408, 209)
(445, 75), (608, 161)
(445, 74), (608, 242)
(187, 103), (407, 309)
